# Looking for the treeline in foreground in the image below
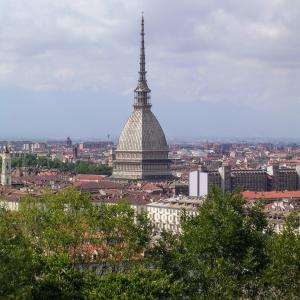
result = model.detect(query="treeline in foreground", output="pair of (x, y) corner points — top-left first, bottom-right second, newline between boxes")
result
(1, 188), (300, 299)
(0, 155), (112, 175)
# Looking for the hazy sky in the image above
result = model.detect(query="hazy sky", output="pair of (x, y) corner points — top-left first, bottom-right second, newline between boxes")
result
(0, 0), (300, 141)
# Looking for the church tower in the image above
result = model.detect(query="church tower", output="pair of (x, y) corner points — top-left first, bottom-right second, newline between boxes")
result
(112, 15), (171, 180)
(1, 145), (12, 186)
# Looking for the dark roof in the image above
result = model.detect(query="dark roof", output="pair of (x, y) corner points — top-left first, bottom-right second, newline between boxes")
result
(73, 180), (125, 192)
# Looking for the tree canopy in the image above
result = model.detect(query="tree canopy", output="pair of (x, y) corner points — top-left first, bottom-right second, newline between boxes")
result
(0, 188), (299, 299)
(148, 188), (300, 299)
(0, 154), (112, 175)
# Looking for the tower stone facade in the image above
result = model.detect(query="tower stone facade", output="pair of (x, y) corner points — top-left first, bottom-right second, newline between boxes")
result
(1, 145), (12, 186)
(112, 16), (171, 180)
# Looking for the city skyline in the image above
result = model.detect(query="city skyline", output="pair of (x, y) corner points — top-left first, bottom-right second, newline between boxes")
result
(1, 1), (300, 139)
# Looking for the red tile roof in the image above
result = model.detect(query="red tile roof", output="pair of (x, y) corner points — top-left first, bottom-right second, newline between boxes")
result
(74, 174), (107, 182)
(242, 190), (300, 200)
(73, 180), (125, 192)
(142, 183), (163, 192)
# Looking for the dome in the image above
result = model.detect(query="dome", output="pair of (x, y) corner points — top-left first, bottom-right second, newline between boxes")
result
(117, 108), (169, 152)
(112, 15), (171, 180)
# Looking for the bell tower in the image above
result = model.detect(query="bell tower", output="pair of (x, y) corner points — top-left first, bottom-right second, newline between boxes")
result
(1, 145), (12, 186)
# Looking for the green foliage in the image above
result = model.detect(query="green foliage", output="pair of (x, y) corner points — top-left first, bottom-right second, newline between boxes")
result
(260, 213), (300, 299)
(0, 208), (34, 299)
(74, 161), (112, 175)
(17, 189), (151, 269)
(0, 188), (154, 298)
(148, 188), (272, 299)
(84, 268), (182, 300)
(31, 255), (86, 300)
(11, 154), (37, 168)
(19, 188), (94, 261)
(9, 154), (113, 175)
(92, 203), (152, 258)
(1, 187), (300, 299)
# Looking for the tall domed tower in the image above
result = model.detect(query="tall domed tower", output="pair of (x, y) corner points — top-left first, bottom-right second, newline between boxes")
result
(112, 15), (171, 180)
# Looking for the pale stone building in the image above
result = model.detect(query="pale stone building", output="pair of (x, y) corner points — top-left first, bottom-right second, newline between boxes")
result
(1, 145), (12, 186)
(112, 16), (171, 181)
(146, 196), (202, 234)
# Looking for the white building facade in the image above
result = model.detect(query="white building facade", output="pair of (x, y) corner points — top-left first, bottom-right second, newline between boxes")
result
(1, 146), (12, 186)
(146, 197), (202, 234)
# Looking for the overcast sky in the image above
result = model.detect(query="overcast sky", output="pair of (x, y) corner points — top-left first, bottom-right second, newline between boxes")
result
(0, 0), (300, 141)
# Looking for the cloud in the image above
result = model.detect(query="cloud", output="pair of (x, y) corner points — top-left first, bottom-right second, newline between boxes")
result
(0, 0), (300, 138)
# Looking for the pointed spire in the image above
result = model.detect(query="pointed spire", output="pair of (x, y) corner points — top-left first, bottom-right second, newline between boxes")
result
(134, 13), (151, 108)
(139, 13), (146, 82)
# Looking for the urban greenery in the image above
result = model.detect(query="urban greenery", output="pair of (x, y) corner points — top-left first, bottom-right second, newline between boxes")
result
(0, 155), (112, 175)
(0, 188), (299, 299)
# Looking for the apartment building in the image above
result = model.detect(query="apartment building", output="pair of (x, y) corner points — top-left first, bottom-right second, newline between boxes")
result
(190, 165), (300, 197)
(146, 196), (202, 233)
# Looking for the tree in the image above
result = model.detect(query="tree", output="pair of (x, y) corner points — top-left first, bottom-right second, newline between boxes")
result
(260, 214), (300, 299)
(18, 189), (152, 272)
(74, 161), (112, 175)
(83, 268), (182, 300)
(18, 188), (95, 263)
(4, 186), (300, 299)
(0, 207), (34, 298)
(30, 255), (86, 300)
(9, 154), (113, 175)
(149, 188), (271, 299)
(14, 189), (152, 298)
(88, 202), (152, 274)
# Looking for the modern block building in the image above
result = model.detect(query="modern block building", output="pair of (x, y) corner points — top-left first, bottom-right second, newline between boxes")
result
(189, 165), (300, 197)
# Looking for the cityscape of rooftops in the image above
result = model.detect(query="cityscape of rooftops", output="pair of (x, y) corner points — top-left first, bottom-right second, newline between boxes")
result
(0, 1), (300, 299)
